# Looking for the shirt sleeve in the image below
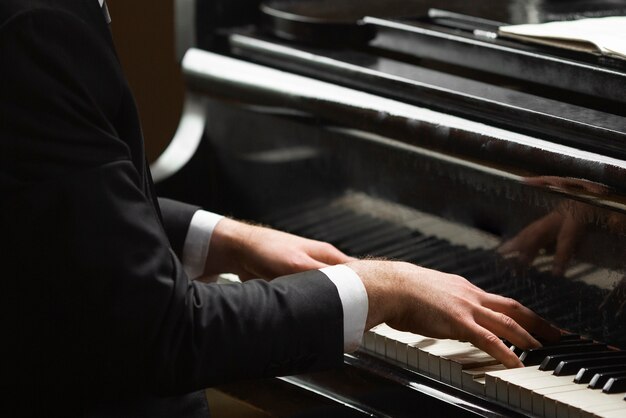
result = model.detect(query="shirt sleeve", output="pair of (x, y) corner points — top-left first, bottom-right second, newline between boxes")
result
(320, 265), (369, 352)
(182, 210), (224, 279)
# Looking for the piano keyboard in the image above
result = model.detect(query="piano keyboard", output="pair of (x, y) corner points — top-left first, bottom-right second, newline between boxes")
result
(265, 192), (626, 418)
(365, 324), (626, 418)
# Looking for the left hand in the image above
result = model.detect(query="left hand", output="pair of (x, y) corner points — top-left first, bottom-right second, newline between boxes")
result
(203, 218), (354, 280)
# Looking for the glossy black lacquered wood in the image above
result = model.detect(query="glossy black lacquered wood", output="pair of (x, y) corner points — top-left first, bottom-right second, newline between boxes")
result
(229, 31), (626, 160)
(367, 18), (626, 105)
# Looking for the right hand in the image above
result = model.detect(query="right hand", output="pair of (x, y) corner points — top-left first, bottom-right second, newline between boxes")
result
(348, 260), (561, 368)
(498, 176), (614, 276)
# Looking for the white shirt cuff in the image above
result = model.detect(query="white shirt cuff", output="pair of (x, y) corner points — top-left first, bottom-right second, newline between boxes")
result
(320, 265), (368, 353)
(182, 210), (224, 279)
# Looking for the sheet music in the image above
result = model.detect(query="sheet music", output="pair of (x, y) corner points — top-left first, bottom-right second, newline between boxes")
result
(499, 16), (626, 60)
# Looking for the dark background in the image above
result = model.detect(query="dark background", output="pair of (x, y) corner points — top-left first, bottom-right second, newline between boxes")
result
(107, 0), (184, 162)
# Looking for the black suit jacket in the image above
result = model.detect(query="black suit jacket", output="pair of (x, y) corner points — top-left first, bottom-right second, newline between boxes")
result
(0, 1), (344, 416)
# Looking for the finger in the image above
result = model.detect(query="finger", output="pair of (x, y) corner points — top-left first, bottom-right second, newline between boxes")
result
(497, 213), (562, 264)
(522, 176), (558, 188)
(523, 176), (608, 195)
(474, 307), (540, 350)
(308, 242), (353, 265)
(552, 216), (582, 276)
(464, 323), (523, 369)
(481, 294), (561, 343)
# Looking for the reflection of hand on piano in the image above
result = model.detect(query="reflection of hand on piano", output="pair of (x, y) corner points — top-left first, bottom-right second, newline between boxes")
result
(347, 259), (561, 369)
(203, 218), (354, 281)
(601, 276), (626, 321)
(499, 176), (615, 276)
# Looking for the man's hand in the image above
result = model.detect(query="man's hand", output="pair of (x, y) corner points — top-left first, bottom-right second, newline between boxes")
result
(498, 176), (610, 276)
(349, 260), (561, 368)
(204, 218), (353, 280)
(498, 210), (582, 276)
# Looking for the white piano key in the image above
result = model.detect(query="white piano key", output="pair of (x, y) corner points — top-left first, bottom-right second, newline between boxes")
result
(541, 387), (590, 418)
(486, 372), (498, 400)
(383, 329), (413, 361)
(578, 400), (626, 418)
(426, 341), (474, 380)
(408, 344), (420, 369)
(417, 338), (457, 374)
(508, 373), (553, 408)
(485, 366), (540, 405)
(363, 329), (376, 351)
(448, 347), (500, 387)
(513, 373), (578, 413)
(461, 364), (506, 395)
(578, 404), (620, 418)
(392, 333), (433, 370)
(595, 408), (626, 418)
(384, 336), (398, 360)
(557, 391), (626, 418)
(373, 323), (396, 356)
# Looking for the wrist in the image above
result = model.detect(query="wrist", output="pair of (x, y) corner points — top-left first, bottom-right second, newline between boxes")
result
(347, 260), (407, 330)
(204, 218), (251, 276)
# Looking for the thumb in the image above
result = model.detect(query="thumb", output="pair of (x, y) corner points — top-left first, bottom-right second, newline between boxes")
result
(309, 243), (353, 265)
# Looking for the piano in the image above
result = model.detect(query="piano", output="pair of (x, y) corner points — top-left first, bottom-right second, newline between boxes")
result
(152, 0), (626, 416)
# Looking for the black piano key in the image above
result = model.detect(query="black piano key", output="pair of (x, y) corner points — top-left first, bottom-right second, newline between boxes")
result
(463, 270), (501, 289)
(559, 334), (583, 342)
(603, 376), (626, 394)
(413, 247), (468, 269)
(554, 352), (626, 376)
(589, 369), (626, 389)
(341, 226), (414, 255)
(265, 198), (332, 225)
(401, 242), (460, 263)
(381, 237), (445, 259)
(545, 335), (588, 346)
(310, 215), (380, 242)
(575, 363), (626, 384)
(511, 336), (589, 361)
(541, 351), (624, 371)
(298, 210), (368, 234)
(373, 235), (437, 258)
(519, 343), (605, 366)
(430, 248), (489, 271)
(279, 209), (354, 234)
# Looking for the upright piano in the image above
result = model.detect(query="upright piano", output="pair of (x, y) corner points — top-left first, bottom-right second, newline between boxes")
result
(153, 0), (626, 416)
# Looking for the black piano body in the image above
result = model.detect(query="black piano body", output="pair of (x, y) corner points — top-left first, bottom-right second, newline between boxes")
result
(154, 1), (626, 416)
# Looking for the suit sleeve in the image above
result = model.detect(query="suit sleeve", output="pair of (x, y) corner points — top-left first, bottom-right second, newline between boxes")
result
(0, 9), (344, 401)
(157, 197), (199, 257)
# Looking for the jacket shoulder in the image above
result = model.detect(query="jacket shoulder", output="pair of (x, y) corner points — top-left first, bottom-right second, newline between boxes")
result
(0, 0), (91, 28)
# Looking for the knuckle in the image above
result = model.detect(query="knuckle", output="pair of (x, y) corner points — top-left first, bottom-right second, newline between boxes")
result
(287, 256), (307, 271)
(500, 314), (516, 330)
(450, 274), (466, 282)
(504, 297), (522, 311)
(481, 332), (502, 346)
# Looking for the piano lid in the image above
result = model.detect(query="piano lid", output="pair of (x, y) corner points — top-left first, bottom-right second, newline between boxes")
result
(262, 0), (626, 26)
